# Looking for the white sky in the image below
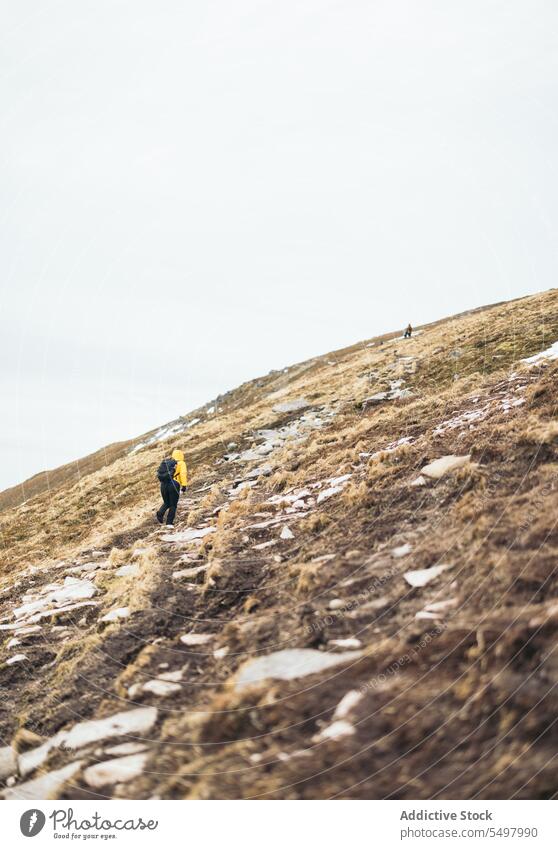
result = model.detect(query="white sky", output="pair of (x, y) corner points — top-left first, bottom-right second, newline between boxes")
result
(1, 1), (557, 491)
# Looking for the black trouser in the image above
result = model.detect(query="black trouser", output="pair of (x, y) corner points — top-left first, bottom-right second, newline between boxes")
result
(157, 479), (180, 525)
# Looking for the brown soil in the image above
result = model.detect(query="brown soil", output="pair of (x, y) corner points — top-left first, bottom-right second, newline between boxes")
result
(2, 288), (558, 799)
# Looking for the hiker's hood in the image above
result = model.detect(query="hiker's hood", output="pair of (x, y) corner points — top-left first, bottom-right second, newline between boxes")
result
(171, 449), (184, 462)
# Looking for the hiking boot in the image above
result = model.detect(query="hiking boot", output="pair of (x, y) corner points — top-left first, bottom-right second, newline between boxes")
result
(165, 524), (175, 529)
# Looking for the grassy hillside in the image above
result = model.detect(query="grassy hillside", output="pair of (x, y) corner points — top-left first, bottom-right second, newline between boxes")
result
(1, 288), (558, 800)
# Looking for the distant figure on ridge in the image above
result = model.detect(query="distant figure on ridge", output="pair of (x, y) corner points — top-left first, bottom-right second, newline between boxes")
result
(156, 448), (188, 528)
(404, 323), (413, 339)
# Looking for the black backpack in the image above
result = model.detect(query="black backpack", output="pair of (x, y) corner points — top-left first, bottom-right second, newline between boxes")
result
(157, 458), (177, 482)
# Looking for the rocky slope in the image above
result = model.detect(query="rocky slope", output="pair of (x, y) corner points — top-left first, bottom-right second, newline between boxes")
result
(2, 289), (558, 800)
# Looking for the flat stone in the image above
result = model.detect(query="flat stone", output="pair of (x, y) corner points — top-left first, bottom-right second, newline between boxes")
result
(6, 653), (27, 665)
(19, 707), (157, 777)
(272, 398), (310, 413)
(213, 646), (229, 659)
(253, 540), (277, 550)
(333, 690), (364, 719)
(180, 633), (213, 646)
(328, 638), (362, 649)
(140, 679), (182, 697)
(235, 648), (362, 691)
(115, 564), (140, 577)
(280, 526), (294, 540)
(14, 625), (42, 637)
(312, 720), (355, 743)
(392, 543), (412, 558)
(2, 760), (84, 800)
(1, 601), (98, 631)
(521, 341), (558, 365)
(421, 454), (472, 479)
(83, 753), (148, 789)
(172, 564), (208, 580)
(317, 486), (344, 504)
(237, 449), (262, 462)
(104, 742), (147, 756)
(243, 464), (273, 479)
(161, 527), (216, 543)
(328, 474), (352, 487)
(67, 706), (159, 750)
(101, 607), (130, 623)
(403, 564), (449, 588)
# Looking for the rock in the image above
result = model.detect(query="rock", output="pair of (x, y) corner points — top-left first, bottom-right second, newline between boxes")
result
(238, 449), (265, 462)
(522, 341), (558, 366)
(180, 633), (213, 646)
(129, 670), (182, 698)
(328, 474), (352, 487)
(421, 455), (472, 479)
(235, 648), (362, 691)
(13, 578), (96, 620)
(65, 706), (158, 749)
(2, 760), (85, 800)
(312, 720), (355, 743)
(172, 564), (208, 580)
(392, 543), (412, 558)
(65, 562), (101, 575)
(6, 638), (20, 649)
(18, 707), (157, 777)
(213, 646), (229, 659)
(363, 392), (389, 404)
(101, 607), (130, 623)
(1, 601), (98, 630)
(161, 527), (216, 543)
(104, 742), (147, 756)
(280, 526), (294, 540)
(83, 753), (148, 789)
(140, 679), (181, 697)
(272, 398), (309, 414)
(14, 625), (42, 636)
(403, 564), (449, 588)
(317, 486), (344, 504)
(410, 475), (427, 487)
(328, 599), (345, 610)
(253, 540), (277, 551)
(333, 690), (364, 719)
(328, 638), (362, 649)
(115, 564), (140, 577)
(415, 610), (439, 620)
(0, 746), (16, 781)
(243, 464), (273, 479)
(6, 653), (27, 666)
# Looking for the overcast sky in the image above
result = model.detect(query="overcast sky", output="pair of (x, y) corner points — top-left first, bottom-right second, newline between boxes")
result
(1, 1), (557, 491)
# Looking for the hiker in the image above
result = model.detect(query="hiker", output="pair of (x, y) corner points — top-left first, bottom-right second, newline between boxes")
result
(156, 448), (188, 528)
(404, 323), (413, 339)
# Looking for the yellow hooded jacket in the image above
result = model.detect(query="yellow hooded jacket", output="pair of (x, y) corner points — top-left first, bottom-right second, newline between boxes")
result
(171, 449), (188, 488)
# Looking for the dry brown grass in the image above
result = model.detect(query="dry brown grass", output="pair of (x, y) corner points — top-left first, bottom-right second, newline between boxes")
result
(5, 288), (558, 801)
(288, 562), (322, 595)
